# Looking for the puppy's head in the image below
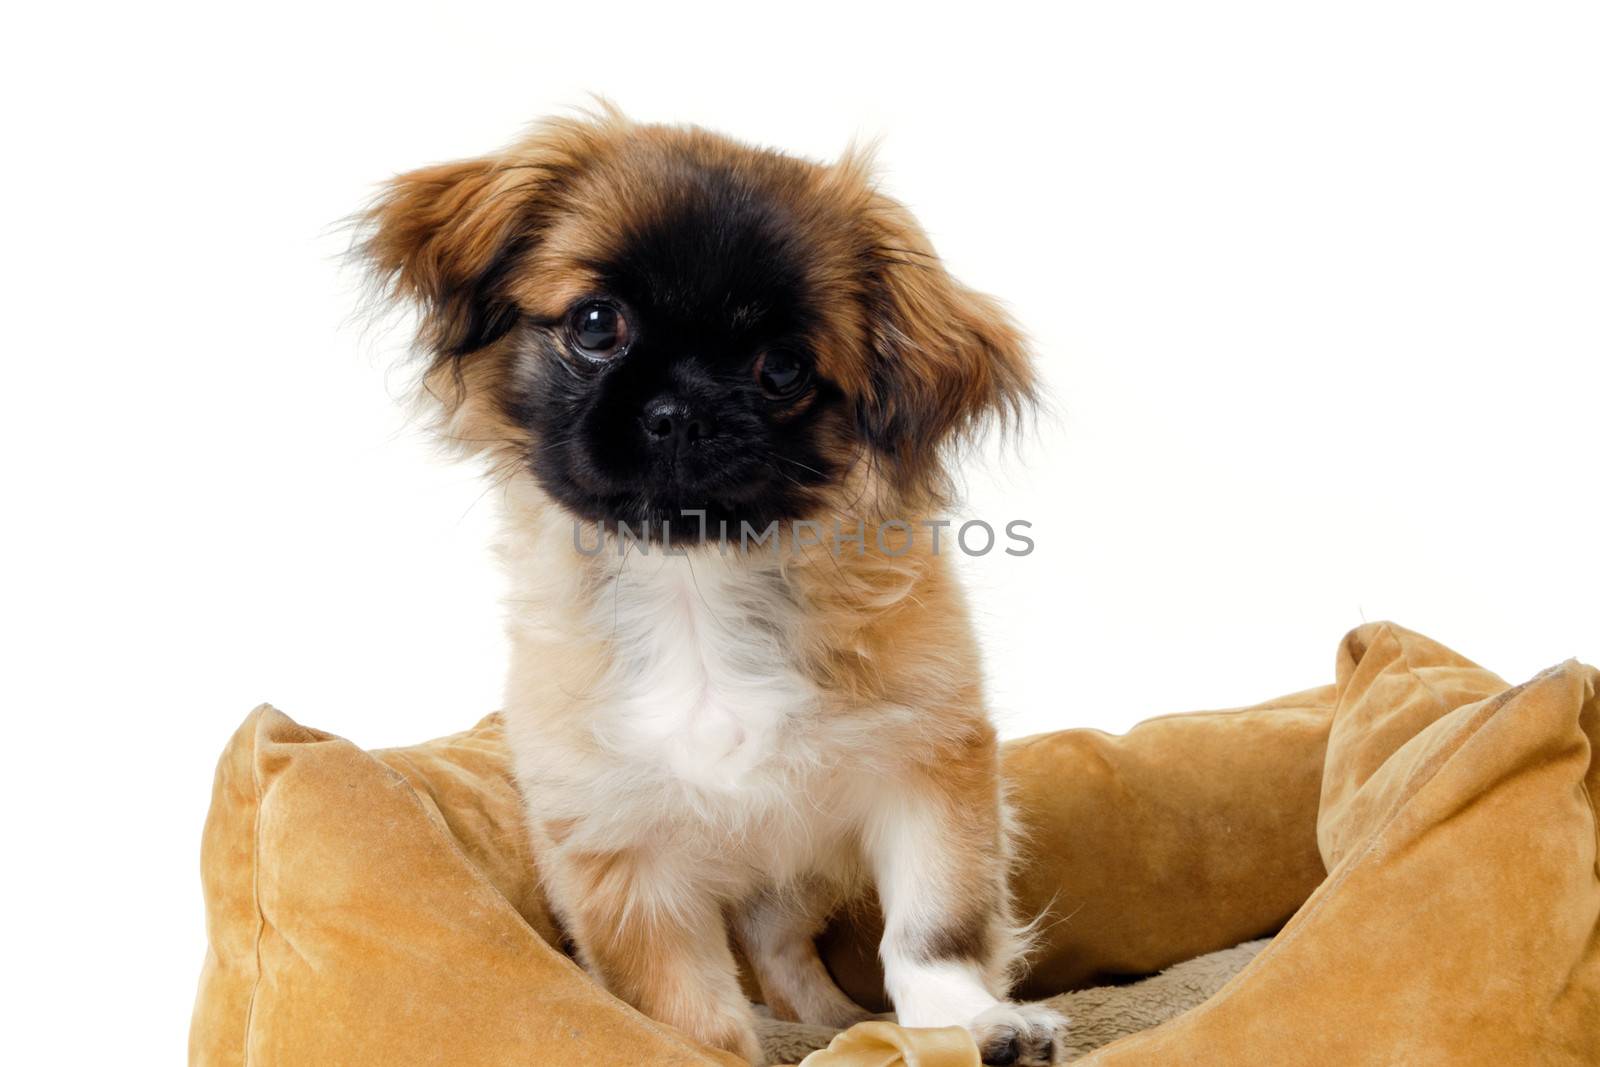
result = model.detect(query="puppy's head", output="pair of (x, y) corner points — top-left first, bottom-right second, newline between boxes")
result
(360, 108), (1032, 538)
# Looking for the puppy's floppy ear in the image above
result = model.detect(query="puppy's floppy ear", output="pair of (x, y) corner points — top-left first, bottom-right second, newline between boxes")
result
(357, 111), (620, 364)
(360, 158), (534, 360)
(855, 190), (1036, 501)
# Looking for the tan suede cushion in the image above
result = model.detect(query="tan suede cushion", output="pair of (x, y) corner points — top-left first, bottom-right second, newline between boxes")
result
(190, 623), (1600, 1065)
(1075, 624), (1600, 1066)
(190, 712), (746, 1067)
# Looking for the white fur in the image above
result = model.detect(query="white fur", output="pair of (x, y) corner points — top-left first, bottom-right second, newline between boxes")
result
(499, 501), (877, 893)
(596, 551), (814, 792)
(871, 789), (1008, 1028)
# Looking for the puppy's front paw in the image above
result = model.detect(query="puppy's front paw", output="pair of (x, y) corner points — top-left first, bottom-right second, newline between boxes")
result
(967, 1002), (1068, 1066)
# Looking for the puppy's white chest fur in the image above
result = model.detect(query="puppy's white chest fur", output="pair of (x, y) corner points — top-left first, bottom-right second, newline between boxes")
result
(596, 553), (817, 792)
(501, 510), (864, 883)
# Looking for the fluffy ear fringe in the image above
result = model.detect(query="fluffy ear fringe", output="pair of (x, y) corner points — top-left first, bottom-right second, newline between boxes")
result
(849, 171), (1037, 505)
(351, 104), (629, 367)
(357, 156), (530, 360)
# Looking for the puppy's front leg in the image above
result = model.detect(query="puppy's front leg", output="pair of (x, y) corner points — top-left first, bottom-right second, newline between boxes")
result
(546, 845), (763, 1064)
(734, 881), (873, 1029)
(869, 759), (1066, 1066)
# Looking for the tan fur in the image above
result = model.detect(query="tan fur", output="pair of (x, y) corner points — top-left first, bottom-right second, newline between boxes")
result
(360, 108), (1062, 1064)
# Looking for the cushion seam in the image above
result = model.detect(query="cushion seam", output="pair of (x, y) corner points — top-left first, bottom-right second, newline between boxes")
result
(1008, 703), (1332, 750)
(239, 726), (266, 1067)
(1582, 674), (1600, 878)
(1388, 623), (1456, 729)
(1582, 776), (1600, 879)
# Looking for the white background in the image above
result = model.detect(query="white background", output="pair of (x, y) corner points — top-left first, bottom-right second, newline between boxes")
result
(5, 1), (1597, 1061)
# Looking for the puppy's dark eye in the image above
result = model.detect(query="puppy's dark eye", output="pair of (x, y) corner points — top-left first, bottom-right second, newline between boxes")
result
(755, 349), (811, 399)
(567, 301), (631, 359)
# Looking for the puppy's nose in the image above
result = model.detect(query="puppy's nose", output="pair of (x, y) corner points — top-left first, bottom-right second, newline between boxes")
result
(642, 396), (716, 451)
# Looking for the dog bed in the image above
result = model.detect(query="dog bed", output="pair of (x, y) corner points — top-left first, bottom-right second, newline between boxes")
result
(189, 623), (1600, 1065)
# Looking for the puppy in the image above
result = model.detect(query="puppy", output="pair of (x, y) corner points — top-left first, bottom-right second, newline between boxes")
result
(359, 107), (1064, 1065)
